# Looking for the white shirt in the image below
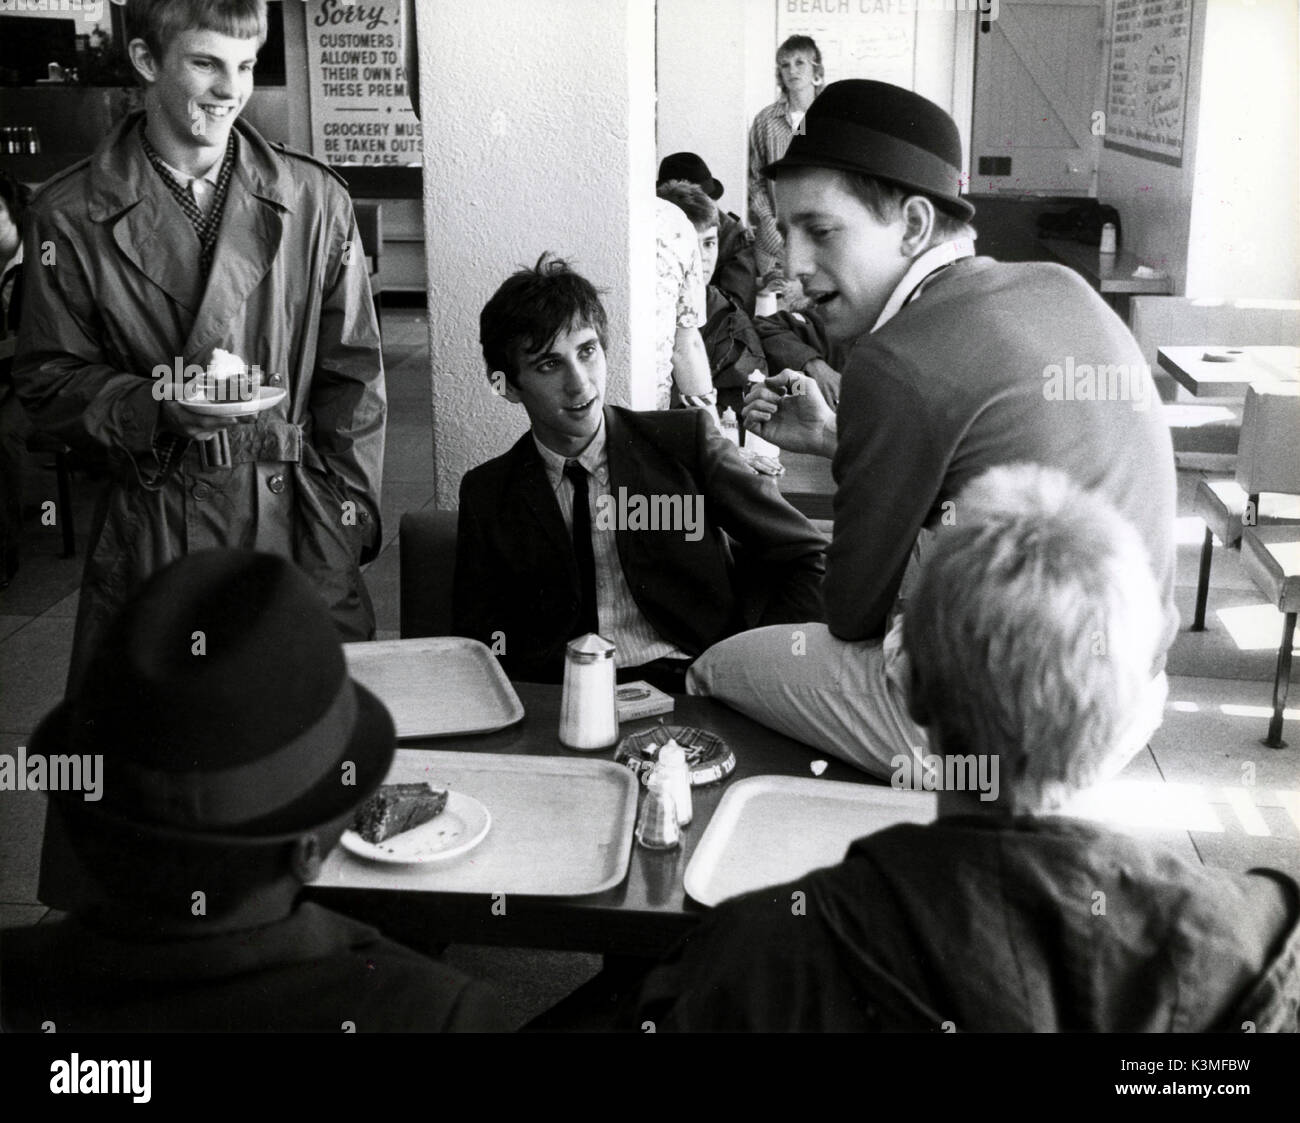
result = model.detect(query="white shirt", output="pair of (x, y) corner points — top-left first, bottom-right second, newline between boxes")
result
(532, 414), (691, 668)
(153, 154), (223, 219)
(871, 238), (976, 332)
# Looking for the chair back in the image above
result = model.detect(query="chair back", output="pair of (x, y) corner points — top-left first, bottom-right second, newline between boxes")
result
(353, 201), (383, 277)
(399, 509), (458, 637)
(1236, 383), (1300, 495)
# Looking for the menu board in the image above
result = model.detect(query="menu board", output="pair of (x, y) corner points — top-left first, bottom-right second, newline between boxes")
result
(305, 0), (422, 166)
(777, 0), (917, 90)
(1103, 0), (1193, 167)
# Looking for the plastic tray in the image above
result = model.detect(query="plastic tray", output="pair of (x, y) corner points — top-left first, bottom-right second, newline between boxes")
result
(683, 775), (935, 907)
(316, 750), (639, 896)
(343, 637), (524, 739)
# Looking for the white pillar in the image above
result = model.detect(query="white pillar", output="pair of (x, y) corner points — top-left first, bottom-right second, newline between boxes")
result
(417, 0), (657, 506)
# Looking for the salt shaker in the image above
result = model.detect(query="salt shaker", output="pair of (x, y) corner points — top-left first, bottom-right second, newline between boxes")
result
(636, 768), (680, 850)
(558, 633), (618, 750)
(1099, 222), (1118, 255)
(657, 742), (693, 827)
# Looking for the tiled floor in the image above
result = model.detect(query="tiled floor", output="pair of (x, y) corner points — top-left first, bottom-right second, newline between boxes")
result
(2, 308), (1298, 1025)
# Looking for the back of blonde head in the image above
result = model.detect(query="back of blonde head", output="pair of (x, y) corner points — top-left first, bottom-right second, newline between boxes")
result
(904, 463), (1164, 814)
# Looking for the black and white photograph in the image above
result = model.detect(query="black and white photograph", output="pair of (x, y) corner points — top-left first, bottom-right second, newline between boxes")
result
(0, 0), (1297, 1097)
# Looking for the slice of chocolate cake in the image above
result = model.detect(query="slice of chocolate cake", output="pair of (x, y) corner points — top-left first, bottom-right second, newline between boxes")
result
(353, 782), (449, 844)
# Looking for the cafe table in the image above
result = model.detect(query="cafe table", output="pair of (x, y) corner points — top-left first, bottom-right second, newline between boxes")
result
(304, 681), (874, 959)
(1157, 345), (1300, 398)
(1038, 237), (1173, 322)
(776, 450), (835, 521)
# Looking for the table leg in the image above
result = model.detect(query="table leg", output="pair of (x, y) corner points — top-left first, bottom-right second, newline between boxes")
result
(1192, 526), (1214, 631)
(1264, 611), (1295, 749)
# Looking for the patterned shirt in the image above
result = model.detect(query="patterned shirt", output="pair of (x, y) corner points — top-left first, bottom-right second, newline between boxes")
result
(150, 150), (224, 218)
(532, 414), (690, 668)
(654, 198), (707, 411)
(748, 97), (805, 270)
(139, 123), (236, 276)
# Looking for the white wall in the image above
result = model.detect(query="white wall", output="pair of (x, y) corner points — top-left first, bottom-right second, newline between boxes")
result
(1184, 0), (1299, 297)
(1094, 0), (1206, 291)
(417, 0), (656, 507)
(1096, 0), (1298, 299)
(656, 0), (752, 220)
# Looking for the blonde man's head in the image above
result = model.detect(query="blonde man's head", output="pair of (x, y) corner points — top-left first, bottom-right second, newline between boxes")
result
(904, 464), (1165, 815)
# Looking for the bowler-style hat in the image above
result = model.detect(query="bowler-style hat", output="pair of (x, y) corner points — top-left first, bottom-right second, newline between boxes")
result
(33, 549), (396, 843)
(657, 151), (724, 201)
(763, 80), (975, 221)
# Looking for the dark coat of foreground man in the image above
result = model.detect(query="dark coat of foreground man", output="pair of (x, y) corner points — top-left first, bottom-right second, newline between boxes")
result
(631, 817), (1300, 1032)
(626, 466), (1300, 1032)
(1, 550), (505, 1032)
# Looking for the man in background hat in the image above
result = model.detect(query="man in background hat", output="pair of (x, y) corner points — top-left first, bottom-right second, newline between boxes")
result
(657, 152), (758, 315)
(687, 80), (1178, 778)
(1, 549), (505, 1032)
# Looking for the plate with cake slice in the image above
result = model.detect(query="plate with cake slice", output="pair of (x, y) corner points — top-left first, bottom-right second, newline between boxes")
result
(184, 386), (287, 418)
(341, 781), (491, 864)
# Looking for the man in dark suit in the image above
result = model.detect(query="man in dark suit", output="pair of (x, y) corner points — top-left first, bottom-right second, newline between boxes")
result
(454, 254), (826, 689)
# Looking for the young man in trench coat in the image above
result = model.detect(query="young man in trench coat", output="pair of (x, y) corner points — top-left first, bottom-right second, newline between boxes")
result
(14, 0), (385, 693)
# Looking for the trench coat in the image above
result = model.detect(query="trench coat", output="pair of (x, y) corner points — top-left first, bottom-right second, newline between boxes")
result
(14, 113), (386, 692)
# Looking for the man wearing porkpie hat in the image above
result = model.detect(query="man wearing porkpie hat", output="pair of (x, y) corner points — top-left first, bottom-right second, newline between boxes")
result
(657, 152), (758, 315)
(687, 81), (1178, 779)
(1, 550), (506, 1032)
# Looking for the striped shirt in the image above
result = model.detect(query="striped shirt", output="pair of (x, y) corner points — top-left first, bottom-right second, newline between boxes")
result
(747, 97), (805, 271)
(532, 415), (690, 668)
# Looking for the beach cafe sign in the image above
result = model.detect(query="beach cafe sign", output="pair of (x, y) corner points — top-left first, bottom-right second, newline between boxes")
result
(305, 0), (422, 166)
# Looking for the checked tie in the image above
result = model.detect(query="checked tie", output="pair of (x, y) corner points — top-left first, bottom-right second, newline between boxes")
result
(564, 460), (600, 638)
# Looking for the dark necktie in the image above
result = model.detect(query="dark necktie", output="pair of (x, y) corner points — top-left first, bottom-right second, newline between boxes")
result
(564, 460), (599, 637)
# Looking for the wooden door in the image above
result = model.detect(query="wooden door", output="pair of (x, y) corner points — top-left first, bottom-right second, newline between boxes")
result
(971, 0), (1105, 195)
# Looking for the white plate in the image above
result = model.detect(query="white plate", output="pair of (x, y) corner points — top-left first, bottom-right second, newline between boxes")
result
(340, 790), (491, 865)
(183, 386), (287, 417)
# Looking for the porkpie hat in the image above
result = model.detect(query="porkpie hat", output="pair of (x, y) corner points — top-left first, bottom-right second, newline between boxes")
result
(33, 549), (395, 844)
(763, 79), (974, 221)
(657, 151), (724, 201)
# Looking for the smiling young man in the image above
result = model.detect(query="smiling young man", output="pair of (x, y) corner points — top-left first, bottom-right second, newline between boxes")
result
(452, 255), (826, 689)
(687, 81), (1178, 778)
(14, 0), (385, 694)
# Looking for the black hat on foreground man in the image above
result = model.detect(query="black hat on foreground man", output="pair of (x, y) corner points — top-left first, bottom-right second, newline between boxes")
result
(1, 549), (506, 1032)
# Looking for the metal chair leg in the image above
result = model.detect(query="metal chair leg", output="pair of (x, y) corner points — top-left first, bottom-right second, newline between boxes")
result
(1191, 526), (1214, 631)
(1264, 611), (1296, 749)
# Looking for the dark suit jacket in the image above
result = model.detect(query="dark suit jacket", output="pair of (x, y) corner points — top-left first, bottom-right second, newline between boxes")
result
(714, 210), (758, 316)
(1, 902), (507, 1032)
(454, 405), (826, 683)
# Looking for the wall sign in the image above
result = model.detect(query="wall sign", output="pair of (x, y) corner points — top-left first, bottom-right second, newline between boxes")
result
(1103, 0), (1193, 167)
(305, 0), (422, 166)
